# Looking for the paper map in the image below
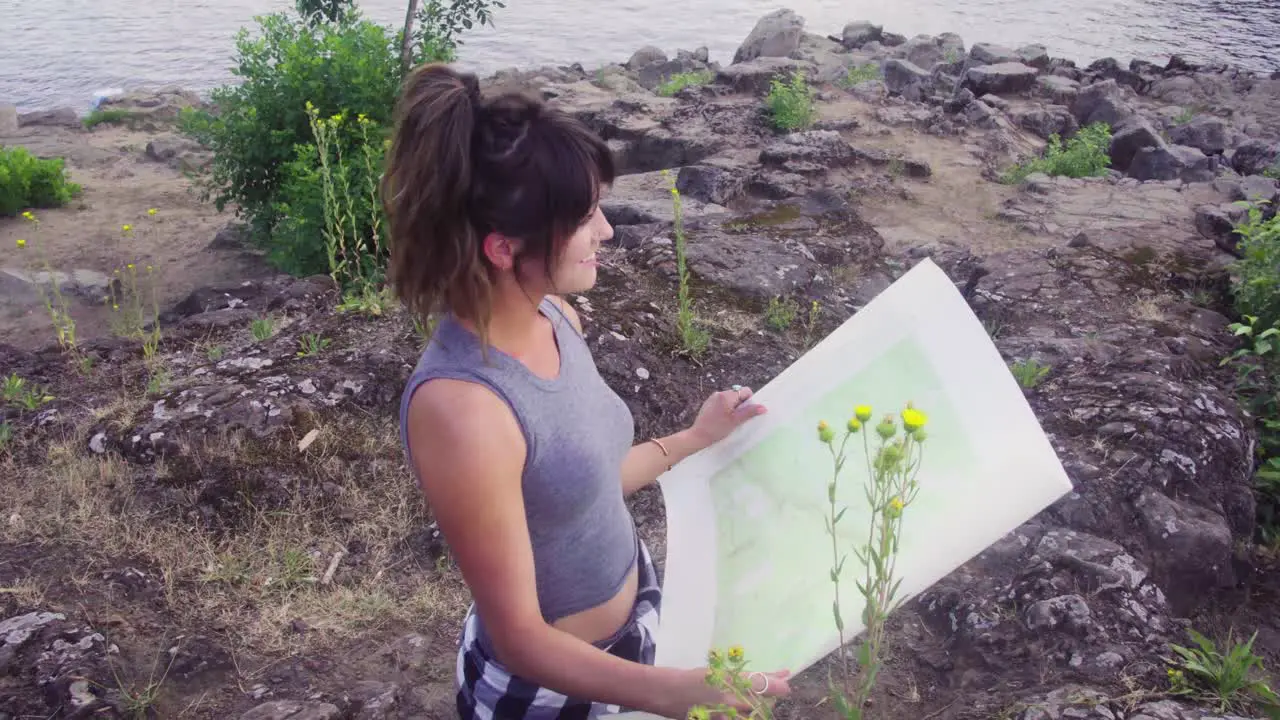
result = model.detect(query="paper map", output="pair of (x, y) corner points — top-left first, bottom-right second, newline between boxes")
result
(612, 258), (1073, 718)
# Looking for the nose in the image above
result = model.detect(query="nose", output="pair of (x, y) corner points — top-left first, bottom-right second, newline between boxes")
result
(598, 207), (615, 245)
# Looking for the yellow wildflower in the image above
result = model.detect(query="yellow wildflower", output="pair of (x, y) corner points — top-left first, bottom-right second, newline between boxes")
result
(21, 211), (34, 221)
(146, 265), (154, 272)
(127, 263), (134, 270)
(890, 497), (904, 512)
(16, 239), (25, 248)
(147, 208), (158, 216)
(855, 405), (872, 422)
(847, 417), (861, 433)
(902, 407), (927, 432)
(817, 419), (834, 444)
(122, 224), (133, 233)
(728, 645), (744, 663)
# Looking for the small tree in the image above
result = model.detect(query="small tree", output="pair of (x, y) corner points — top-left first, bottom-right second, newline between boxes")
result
(412, 0), (506, 64)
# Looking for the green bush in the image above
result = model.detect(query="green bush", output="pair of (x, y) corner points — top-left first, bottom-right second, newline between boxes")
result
(1001, 122), (1113, 183)
(0, 146), (82, 216)
(179, 9), (403, 268)
(1231, 205), (1280, 331)
(766, 71), (816, 132)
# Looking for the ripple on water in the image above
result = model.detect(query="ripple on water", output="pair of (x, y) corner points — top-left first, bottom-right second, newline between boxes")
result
(1, 0), (1277, 111)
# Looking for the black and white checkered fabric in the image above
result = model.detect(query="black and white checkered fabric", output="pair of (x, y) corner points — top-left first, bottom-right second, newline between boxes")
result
(455, 538), (662, 719)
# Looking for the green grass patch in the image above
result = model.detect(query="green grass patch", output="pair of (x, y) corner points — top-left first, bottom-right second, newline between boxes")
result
(1000, 122), (1113, 184)
(656, 70), (714, 97)
(839, 62), (882, 88)
(766, 71), (816, 132)
(82, 108), (144, 129)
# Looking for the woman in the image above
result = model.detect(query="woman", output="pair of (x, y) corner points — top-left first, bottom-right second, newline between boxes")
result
(384, 63), (792, 719)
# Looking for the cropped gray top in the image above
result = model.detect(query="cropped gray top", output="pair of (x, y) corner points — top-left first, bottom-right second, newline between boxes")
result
(399, 297), (639, 627)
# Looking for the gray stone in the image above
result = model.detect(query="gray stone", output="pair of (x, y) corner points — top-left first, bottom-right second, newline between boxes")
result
(1072, 80), (1132, 127)
(676, 164), (748, 206)
(626, 46), (668, 69)
(964, 63), (1039, 95)
(209, 222), (250, 250)
(841, 21), (883, 49)
(1127, 699), (1219, 720)
(760, 130), (856, 172)
(1195, 203), (1249, 249)
(1129, 144), (1215, 183)
(849, 79), (888, 103)
(683, 227), (817, 300)
(1017, 106), (1078, 140)
(1037, 75), (1081, 105)
(716, 57), (813, 95)
(882, 59), (932, 101)
(970, 42), (1019, 65)
(1231, 139), (1278, 176)
(1135, 489), (1235, 592)
(1017, 686), (1117, 720)
(344, 681), (401, 720)
(1025, 594), (1092, 633)
(239, 701), (341, 720)
(899, 35), (945, 69)
(965, 99), (1001, 128)
(732, 9), (805, 64)
(1169, 116), (1228, 155)
(18, 107), (79, 128)
(1109, 119), (1165, 173)
(0, 611), (65, 650)
(1234, 175), (1279, 205)
(1017, 44), (1052, 70)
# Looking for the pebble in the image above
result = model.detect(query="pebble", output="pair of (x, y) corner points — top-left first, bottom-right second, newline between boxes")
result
(636, 368), (651, 380)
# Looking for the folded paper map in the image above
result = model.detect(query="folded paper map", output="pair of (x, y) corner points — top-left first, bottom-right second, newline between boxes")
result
(612, 257), (1073, 718)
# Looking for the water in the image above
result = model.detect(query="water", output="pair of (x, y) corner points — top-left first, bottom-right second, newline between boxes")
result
(1, 0), (1278, 113)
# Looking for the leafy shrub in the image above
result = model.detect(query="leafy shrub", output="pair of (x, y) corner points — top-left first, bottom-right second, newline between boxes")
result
(1230, 205), (1280, 332)
(179, 9), (403, 260)
(656, 70), (714, 97)
(412, 0), (506, 63)
(0, 146), (82, 216)
(765, 71), (816, 132)
(1001, 122), (1113, 184)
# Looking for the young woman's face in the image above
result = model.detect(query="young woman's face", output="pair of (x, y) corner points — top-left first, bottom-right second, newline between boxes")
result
(542, 201), (613, 294)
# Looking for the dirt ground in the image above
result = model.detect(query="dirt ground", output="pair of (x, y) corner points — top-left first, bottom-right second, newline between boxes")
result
(0, 121), (272, 351)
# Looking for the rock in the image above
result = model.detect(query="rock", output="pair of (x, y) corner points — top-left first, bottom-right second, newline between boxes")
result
(626, 46), (668, 69)
(1168, 116), (1228, 156)
(681, 226), (817, 300)
(898, 35), (946, 69)
(882, 59), (933, 101)
(95, 87), (204, 124)
(840, 21), (882, 49)
(1017, 44), (1052, 70)
(1195, 202), (1250, 252)
(239, 701), (341, 720)
(343, 681), (401, 720)
(17, 108), (80, 129)
(1129, 145), (1215, 183)
(209, 222), (250, 250)
(0, 268), (111, 304)
(1072, 80), (1132, 127)
(1017, 106), (1079, 141)
(0, 612), (66, 673)
(964, 63), (1039, 96)
(1231, 139), (1278, 176)
(1017, 686), (1117, 719)
(676, 164), (748, 206)
(145, 136), (202, 164)
(1024, 594), (1092, 633)
(965, 99), (1002, 129)
(716, 57), (813, 95)
(970, 43), (1019, 65)
(1109, 119), (1165, 173)
(1128, 699), (1225, 720)
(1036, 75), (1081, 105)
(1135, 489), (1235, 597)
(0, 104), (18, 134)
(1086, 57), (1148, 93)
(903, 158), (932, 178)
(1233, 175), (1280, 205)
(849, 79), (888, 103)
(760, 130), (857, 172)
(732, 9), (805, 64)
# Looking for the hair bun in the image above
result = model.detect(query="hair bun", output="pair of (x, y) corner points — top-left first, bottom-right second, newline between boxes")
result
(461, 71), (482, 109)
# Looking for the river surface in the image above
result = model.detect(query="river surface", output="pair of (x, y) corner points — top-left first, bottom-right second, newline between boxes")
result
(1, 0), (1278, 112)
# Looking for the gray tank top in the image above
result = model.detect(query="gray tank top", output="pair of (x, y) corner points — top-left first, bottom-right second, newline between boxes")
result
(398, 297), (640, 629)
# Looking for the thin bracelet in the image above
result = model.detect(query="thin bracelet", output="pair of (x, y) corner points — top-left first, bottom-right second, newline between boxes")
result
(649, 437), (672, 471)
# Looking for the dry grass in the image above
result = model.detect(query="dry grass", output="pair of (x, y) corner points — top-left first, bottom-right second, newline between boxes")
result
(1131, 296), (1167, 323)
(3, 404), (468, 655)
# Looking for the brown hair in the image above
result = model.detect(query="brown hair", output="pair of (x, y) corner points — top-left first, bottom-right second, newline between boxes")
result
(381, 63), (615, 343)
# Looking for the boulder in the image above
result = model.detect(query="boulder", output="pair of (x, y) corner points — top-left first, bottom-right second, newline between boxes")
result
(1016, 105), (1078, 141)
(964, 63), (1039, 96)
(840, 21), (883, 49)
(1194, 203), (1249, 254)
(882, 59), (933, 101)
(898, 35), (946, 69)
(732, 9), (805, 64)
(626, 46), (668, 69)
(716, 57), (813, 95)
(1233, 175), (1280, 205)
(1134, 489), (1236, 599)
(1017, 44), (1052, 70)
(1129, 144), (1215, 183)
(970, 42), (1019, 65)
(1072, 80), (1132, 127)
(1109, 118), (1165, 173)
(1168, 116), (1228, 155)
(1036, 75), (1081, 105)
(17, 107), (79, 129)
(676, 163), (749, 206)
(1231, 139), (1278, 176)
(760, 130), (857, 173)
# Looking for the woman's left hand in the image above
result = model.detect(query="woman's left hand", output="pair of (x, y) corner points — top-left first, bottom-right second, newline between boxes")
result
(688, 385), (767, 449)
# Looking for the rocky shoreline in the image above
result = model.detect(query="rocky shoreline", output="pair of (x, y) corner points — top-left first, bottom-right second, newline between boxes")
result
(3, 8), (1280, 720)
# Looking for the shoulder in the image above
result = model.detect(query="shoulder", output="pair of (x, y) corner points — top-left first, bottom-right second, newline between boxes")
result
(544, 294), (585, 336)
(405, 377), (527, 479)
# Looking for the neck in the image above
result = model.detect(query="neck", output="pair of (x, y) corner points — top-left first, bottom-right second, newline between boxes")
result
(455, 278), (547, 354)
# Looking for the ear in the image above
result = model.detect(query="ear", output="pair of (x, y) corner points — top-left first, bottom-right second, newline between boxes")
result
(481, 232), (522, 271)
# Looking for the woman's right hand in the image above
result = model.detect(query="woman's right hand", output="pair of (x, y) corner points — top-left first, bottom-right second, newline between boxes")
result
(660, 666), (792, 719)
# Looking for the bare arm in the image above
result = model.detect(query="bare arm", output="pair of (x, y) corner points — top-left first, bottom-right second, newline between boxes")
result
(405, 378), (717, 717)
